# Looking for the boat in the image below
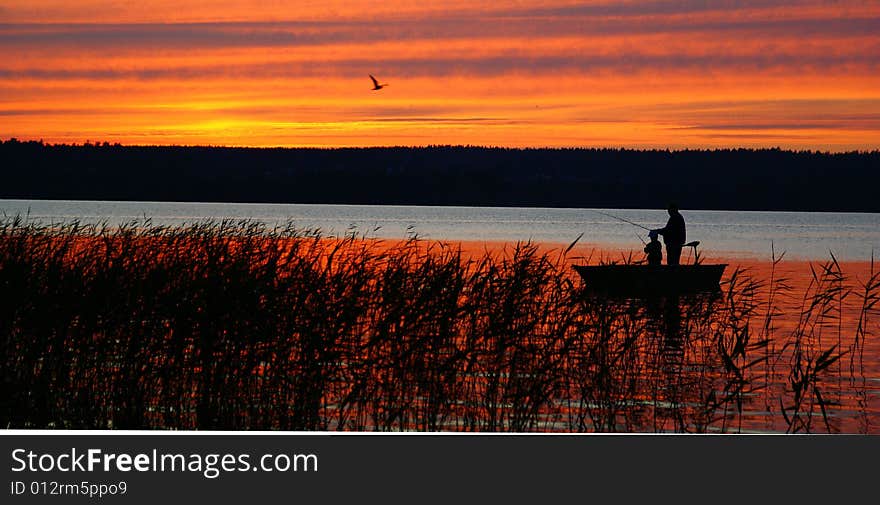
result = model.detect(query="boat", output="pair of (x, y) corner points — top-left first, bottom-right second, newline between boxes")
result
(572, 263), (727, 296)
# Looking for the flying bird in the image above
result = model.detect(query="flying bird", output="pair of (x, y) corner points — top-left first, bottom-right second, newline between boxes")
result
(369, 74), (388, 91)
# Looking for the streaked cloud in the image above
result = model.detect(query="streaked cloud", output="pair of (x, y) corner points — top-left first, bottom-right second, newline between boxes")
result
(3, 15), (879, 49)
(1, 0), (878, 150)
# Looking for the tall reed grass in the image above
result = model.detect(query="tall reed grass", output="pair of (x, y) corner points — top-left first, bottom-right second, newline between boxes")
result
(0, 217), (876, 432)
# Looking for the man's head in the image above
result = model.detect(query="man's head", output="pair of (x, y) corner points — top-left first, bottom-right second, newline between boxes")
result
(667, 202), (679, 215)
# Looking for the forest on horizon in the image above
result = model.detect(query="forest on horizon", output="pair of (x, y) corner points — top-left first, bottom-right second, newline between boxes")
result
(2, 138), (879, 213)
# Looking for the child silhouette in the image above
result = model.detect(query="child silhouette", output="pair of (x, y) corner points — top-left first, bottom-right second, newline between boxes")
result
(644, 231), (663, 266)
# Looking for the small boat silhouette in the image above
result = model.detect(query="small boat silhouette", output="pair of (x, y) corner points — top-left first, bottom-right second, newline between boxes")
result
(573, 241), (726, 296)
(573, 263), (727, 297)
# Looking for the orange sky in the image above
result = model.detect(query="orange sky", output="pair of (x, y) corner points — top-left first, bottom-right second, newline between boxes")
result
(2, 0), (879, 150)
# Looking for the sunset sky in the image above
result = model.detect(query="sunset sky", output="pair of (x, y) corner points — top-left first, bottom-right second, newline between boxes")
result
(1, 0), (879, 150)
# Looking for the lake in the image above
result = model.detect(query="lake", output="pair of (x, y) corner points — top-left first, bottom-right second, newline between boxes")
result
(2, 199), (879, 261)
(2, 198), (878, 433)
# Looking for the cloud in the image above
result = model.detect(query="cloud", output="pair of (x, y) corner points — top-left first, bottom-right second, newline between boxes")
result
(673, 122), (880, 131)
(505, 0), (849, 18)
(369, 117), (512, 124)
(2, 50), (876, 81)
(2, 12), (878, 51)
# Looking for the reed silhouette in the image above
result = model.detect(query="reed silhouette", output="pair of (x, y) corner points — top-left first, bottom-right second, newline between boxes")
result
(0, 216), (876, 432)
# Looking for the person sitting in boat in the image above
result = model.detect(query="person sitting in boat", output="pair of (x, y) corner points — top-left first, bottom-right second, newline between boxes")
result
(652, 203), (686, 266)
(644, 230), (663, 266)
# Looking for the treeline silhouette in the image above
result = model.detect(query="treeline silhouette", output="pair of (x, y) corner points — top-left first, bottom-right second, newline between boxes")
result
(2, 138), (879, 212)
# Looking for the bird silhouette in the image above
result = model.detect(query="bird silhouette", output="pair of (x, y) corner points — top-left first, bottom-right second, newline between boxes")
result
(369, 74), (388, 91)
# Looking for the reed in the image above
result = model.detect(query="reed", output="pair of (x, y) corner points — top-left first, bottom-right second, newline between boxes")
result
(0, 216), (875, 432)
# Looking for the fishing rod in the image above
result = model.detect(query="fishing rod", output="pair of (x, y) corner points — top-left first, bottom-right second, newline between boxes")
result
(590, 209), (652, 232)
(634, 232), (647, 245)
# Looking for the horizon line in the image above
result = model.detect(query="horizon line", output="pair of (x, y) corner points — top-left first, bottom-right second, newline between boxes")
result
(4, 138), (879, 155)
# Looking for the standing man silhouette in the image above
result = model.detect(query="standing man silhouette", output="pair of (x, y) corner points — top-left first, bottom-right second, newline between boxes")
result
(653, 203), (686, 266)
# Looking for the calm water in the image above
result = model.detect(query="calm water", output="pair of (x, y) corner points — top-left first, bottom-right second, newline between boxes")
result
(2, 199), (879, 261)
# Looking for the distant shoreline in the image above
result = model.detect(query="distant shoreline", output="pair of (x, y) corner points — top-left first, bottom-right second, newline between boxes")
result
(3, 138), (879, 213)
